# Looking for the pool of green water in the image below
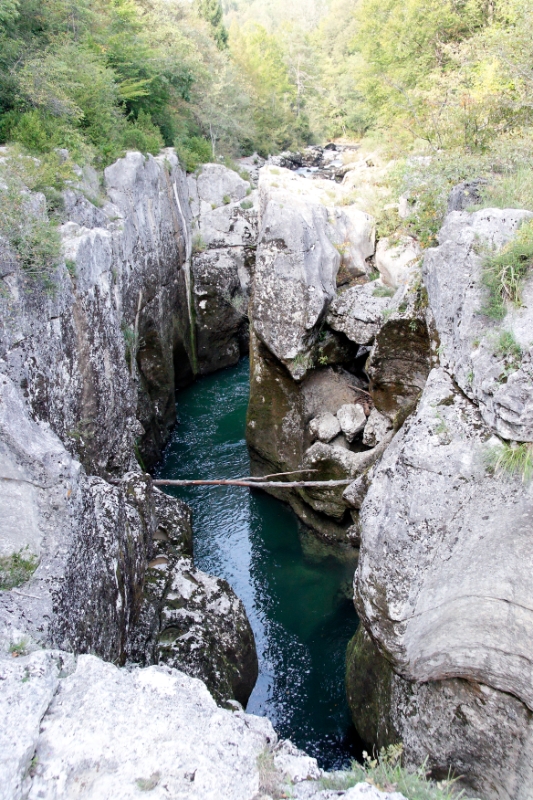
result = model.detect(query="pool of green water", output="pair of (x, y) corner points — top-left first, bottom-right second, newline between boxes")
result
(155, 358), (364, 769)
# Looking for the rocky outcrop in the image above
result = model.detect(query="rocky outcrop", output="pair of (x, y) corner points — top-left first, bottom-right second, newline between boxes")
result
(424, 208), (533, 441)
(0, 647), (409, 800)
(345, 205), (533, 798)
(348, 367), (533, 796)
(188, 164), (259, 375)
(253, 166), (374, 380)
(375, 235), (421, 289)
(247, 165), (431, 541)
(0, 149), (258, 707)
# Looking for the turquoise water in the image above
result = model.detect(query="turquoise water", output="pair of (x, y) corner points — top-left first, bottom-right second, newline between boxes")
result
(155, 358), (363, 769)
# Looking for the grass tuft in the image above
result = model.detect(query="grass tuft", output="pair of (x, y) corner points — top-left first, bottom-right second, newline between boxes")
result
(321, 745), (462, 800)
(0, 547), (39, 590)
(486, 441), (533, 483)
(481, 220), (533, 319)
(373, 285), (395, 298)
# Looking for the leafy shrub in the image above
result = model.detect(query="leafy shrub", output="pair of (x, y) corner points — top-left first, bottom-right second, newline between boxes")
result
(122, 110), (164, 156)
(0, 155), (63, 279)
(240, 200), (253, 209)
(175, 136), (212, 173)
(482, 220), (533, 319)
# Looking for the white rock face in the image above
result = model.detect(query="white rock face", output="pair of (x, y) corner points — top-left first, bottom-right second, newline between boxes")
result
(327, 282), (392, 345)
(1, 649), (404, 800)
(357, 368), (533, 704)
(424, 207), (533, 441)
(362, 408), (393, 447)
(273, 740), (322, 783)
(0, 650), (75, 800)
(193, 163), (250, 212)
(351, 367), (533, 797)
(309, 412), (341, 442)
(336, 404), (366, 442)
(0, 653), (271, 800)
(188, 165), (258, 375)
(375, 235), (421, 288)
(252, 167), (375, 377)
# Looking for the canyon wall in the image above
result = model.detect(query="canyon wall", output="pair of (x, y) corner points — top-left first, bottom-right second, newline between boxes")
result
(0, 149), (257, 705)
(245, 149), (533, 799)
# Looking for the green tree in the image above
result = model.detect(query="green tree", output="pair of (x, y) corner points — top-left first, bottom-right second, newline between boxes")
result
(196, 0), (228, 49)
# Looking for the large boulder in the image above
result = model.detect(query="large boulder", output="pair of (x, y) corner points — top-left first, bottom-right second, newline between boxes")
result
(2, 652), (275, 800)
(252, 167), (375, 379)
(327, 281), (393, 346)
(375, 235), (421, 289)
(350, 367), (533, 798)
(158, 557), (258, 706)
(424, 207), (533, 441)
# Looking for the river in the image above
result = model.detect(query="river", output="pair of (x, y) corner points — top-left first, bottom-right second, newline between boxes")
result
(155, 357), (364, 770)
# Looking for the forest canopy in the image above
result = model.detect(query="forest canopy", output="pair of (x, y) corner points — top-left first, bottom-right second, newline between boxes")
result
(1, 0), (533, 171)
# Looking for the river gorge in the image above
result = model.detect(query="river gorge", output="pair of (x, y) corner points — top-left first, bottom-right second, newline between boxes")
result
(1, 145), (533, 800)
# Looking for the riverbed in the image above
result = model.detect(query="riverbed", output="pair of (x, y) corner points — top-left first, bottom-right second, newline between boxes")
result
(155, 358), (363, 769)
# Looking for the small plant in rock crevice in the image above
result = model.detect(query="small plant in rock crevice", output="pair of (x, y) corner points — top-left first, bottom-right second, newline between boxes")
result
(373, 284), (395, 298)
(0, 547), (39, 590)
(319, 744), (462, 800)
(496, 330), (522, 362)
(255, 749), (289, 800)
(481, 220), (533, 319)
(9, 638), (30, 657)
(486, 440), (533, 483)
(192, 233), (207, 255)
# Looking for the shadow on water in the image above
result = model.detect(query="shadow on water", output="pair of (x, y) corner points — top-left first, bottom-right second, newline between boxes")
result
(155, 357), (365, 770)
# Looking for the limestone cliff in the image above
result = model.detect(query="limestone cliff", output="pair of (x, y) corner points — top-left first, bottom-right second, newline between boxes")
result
(347, 208), (533, 800)
(247, 164), (429, 541)
(0, 149), (257, 706)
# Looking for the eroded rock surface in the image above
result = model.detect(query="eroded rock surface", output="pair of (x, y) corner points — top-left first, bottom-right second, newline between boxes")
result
(0, 149), (258, 706)
(188, 164), (259, 374)
(424, 208), (533, 441)
(349, 367), (533, 798)
(1, 647), (407, 800)
(252, 167), (374, 379)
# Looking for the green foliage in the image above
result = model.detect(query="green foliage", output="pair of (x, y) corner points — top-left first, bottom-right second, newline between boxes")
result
(0, 547), (39, 590)
(175, 136), (212, 172)
(320, 745), (460, 800)
(478, 167), (533, 211)
(9, 638), (30, 657)
(482, 219), (533, 318)
(229, 21), (312, 155)
(496, 330), (522, 362)
(121, 110), (163, 156)
(196, 0), (228, 49)
(0, 157), (62, 280)
(0, 0), (256, 165)
(486, 440), (533, 483)
(192, 233), (207, 254)
(240, 199), (253, 209)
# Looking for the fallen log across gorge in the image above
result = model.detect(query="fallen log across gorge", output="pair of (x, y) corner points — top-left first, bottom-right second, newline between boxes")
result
(152, 469), (353, 489)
